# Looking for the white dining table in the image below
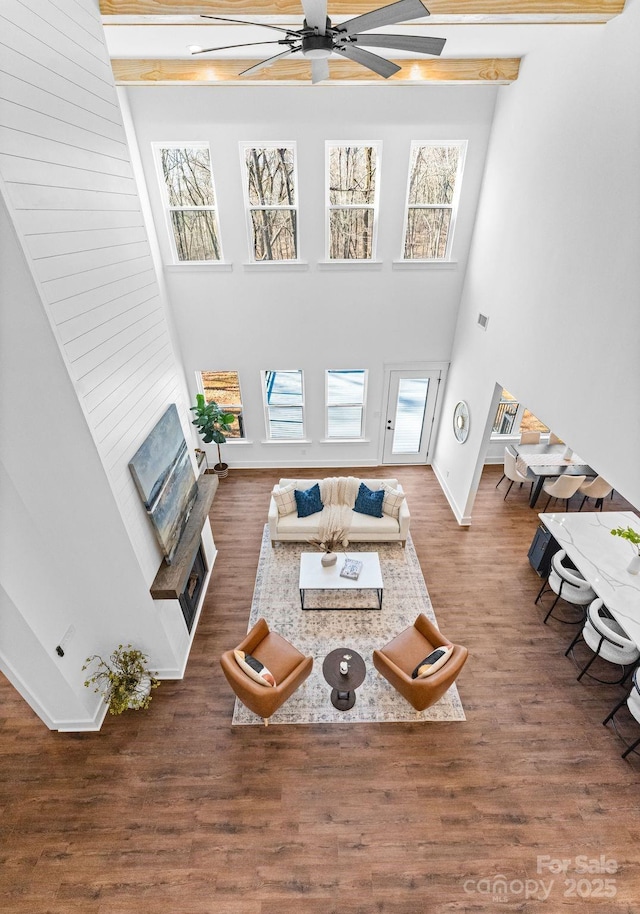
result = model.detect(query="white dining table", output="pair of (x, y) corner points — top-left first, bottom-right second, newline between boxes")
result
(538, 510), (640, 647)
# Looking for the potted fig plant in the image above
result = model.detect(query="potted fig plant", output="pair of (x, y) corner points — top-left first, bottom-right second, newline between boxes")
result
(190, 393), (235, 479)
(610, 525), (640, 575)
(83, 645), (159, 715)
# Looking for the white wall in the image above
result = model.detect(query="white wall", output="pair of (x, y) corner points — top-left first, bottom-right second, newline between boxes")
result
(125, 85), (497, 467)
(0, 195), (181, 729)
(0, 0), (208, 728)
(433, 4), (640, 520)
(0, 0), (194, 584)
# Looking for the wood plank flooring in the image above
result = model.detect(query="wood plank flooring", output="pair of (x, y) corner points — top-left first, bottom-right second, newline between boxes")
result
(2, 466), (640, 913)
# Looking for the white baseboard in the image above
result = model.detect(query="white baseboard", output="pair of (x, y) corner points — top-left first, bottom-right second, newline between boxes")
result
(56, 701), (108, 732)
(431, 462), (472, 526)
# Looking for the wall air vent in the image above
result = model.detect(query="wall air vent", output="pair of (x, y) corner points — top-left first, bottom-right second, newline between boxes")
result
(477, 313), (489, 330)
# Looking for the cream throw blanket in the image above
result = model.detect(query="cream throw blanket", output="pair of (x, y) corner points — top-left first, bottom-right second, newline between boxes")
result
(318, 476), (361, 544)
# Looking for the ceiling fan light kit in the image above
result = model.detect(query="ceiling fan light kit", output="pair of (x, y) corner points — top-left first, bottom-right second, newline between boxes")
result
(195, 0), (446, 83)
(301, 31), (334, 59)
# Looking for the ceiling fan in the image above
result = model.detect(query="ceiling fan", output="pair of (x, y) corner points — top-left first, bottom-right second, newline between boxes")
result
(191, 0), (446, 84)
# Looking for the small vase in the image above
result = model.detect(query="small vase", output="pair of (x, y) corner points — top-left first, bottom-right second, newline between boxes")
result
(627, 553), (640, 575)
(321, 552), (338, 567)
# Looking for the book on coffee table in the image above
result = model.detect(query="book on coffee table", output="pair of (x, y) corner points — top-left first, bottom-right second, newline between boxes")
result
(340, 558), (363, 580)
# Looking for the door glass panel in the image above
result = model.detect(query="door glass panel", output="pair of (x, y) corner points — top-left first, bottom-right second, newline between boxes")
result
(392, 378), (429, 454)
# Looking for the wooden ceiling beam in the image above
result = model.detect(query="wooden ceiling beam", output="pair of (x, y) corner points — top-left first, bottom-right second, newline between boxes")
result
(111, 56), (520, 83)
(100, 0), (625, 24)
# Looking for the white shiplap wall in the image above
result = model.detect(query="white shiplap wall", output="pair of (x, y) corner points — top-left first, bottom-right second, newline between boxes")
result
(0, 0), (188, 582)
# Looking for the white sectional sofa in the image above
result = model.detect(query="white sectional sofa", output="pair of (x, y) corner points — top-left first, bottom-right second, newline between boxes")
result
(268, 477), (410, 547)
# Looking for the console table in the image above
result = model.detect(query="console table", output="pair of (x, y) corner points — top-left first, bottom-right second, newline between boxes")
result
(538, 511), (640, 647)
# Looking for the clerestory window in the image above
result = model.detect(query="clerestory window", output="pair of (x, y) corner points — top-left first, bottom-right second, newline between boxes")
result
(241, 144), (299, 261)
(326, 144), (380, 260)
(154, 144), (223, 262)
(402, 142), (466, 261)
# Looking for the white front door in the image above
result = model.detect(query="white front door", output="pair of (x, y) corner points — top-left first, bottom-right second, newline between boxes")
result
(382, 369), (442, 464)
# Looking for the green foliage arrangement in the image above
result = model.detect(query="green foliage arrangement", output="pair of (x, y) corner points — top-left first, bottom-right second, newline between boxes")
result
(190, 393), (235, 470)
(610, 526), (640, 553)
(83, 645), (159, 715)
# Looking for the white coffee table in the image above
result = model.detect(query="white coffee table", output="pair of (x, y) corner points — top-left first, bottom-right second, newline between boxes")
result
(299, 552), (383, 611)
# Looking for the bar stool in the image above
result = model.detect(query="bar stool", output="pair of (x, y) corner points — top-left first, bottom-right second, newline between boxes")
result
(535, 549), (596, 625)
(565, 599), (640, 684)
(603, 668), (640, 759)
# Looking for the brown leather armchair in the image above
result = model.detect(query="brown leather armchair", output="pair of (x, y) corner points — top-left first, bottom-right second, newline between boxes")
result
(220, 618), (313, 725)
(373, 613), (468, 712)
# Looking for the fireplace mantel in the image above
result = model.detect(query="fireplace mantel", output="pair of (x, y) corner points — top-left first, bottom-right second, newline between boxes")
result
(150, 474), (217, 601)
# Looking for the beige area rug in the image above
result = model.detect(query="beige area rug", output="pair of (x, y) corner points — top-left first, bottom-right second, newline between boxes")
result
(232, 528), (466, 726)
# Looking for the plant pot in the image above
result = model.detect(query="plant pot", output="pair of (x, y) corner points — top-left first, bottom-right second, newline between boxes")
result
(321, 552), (338, 567)
(627, 554), (640, 575)
(214, 462), (229, 479)
(128, 676), (152, 709)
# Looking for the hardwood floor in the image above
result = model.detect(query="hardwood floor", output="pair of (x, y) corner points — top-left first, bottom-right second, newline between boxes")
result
(2, 466), (639, 913)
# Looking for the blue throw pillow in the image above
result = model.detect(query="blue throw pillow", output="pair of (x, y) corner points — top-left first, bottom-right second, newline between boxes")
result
(353, 483), (384, 518)
(295, 483), (324, 518)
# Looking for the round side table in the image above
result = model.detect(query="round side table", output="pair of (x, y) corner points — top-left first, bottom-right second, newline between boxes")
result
(323, 648), (366, 711)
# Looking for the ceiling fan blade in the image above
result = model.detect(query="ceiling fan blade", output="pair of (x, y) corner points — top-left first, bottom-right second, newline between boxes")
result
(311, 58), (330, 83)
(239, 48), (297, 77)
(301, 0), (328, 33)
(200, 15), (301, 38)
(338, 0), (430, 38)
(192, 40), (293, 55)
(334, 43), (401, 79)
(351, 33), (445, 56)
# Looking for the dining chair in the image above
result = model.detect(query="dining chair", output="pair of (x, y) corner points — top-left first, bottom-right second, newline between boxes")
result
(578, 476), (613, 511)
(541, 474), (586, 511)
(603, 667), (640, 759)
(519, 430), (541, 445)
(495, 447), (533, 500)
(535, 548), (596, 625)
(548, 432), (564, 445)
(566, 599), (640, 685)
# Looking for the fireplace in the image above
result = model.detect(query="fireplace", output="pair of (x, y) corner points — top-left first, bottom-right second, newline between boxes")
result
(149, 476), (217, 640)
(179, 545), (206, 633)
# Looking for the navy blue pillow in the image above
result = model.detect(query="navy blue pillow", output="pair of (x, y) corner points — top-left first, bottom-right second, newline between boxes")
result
(295, 483), (324, 518)
(353, 483), (384, 518)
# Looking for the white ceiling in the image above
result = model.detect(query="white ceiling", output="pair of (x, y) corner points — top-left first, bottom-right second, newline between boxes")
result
(103, 20), (603, 61)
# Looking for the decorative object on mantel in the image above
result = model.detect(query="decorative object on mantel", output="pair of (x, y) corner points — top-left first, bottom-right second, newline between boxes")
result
(307, 528), (349, 566)
(82, 645), (159, 715)
(195, 448), (208, 475)
(611, 526), (640, 575)
(190, 393), (235, 479)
